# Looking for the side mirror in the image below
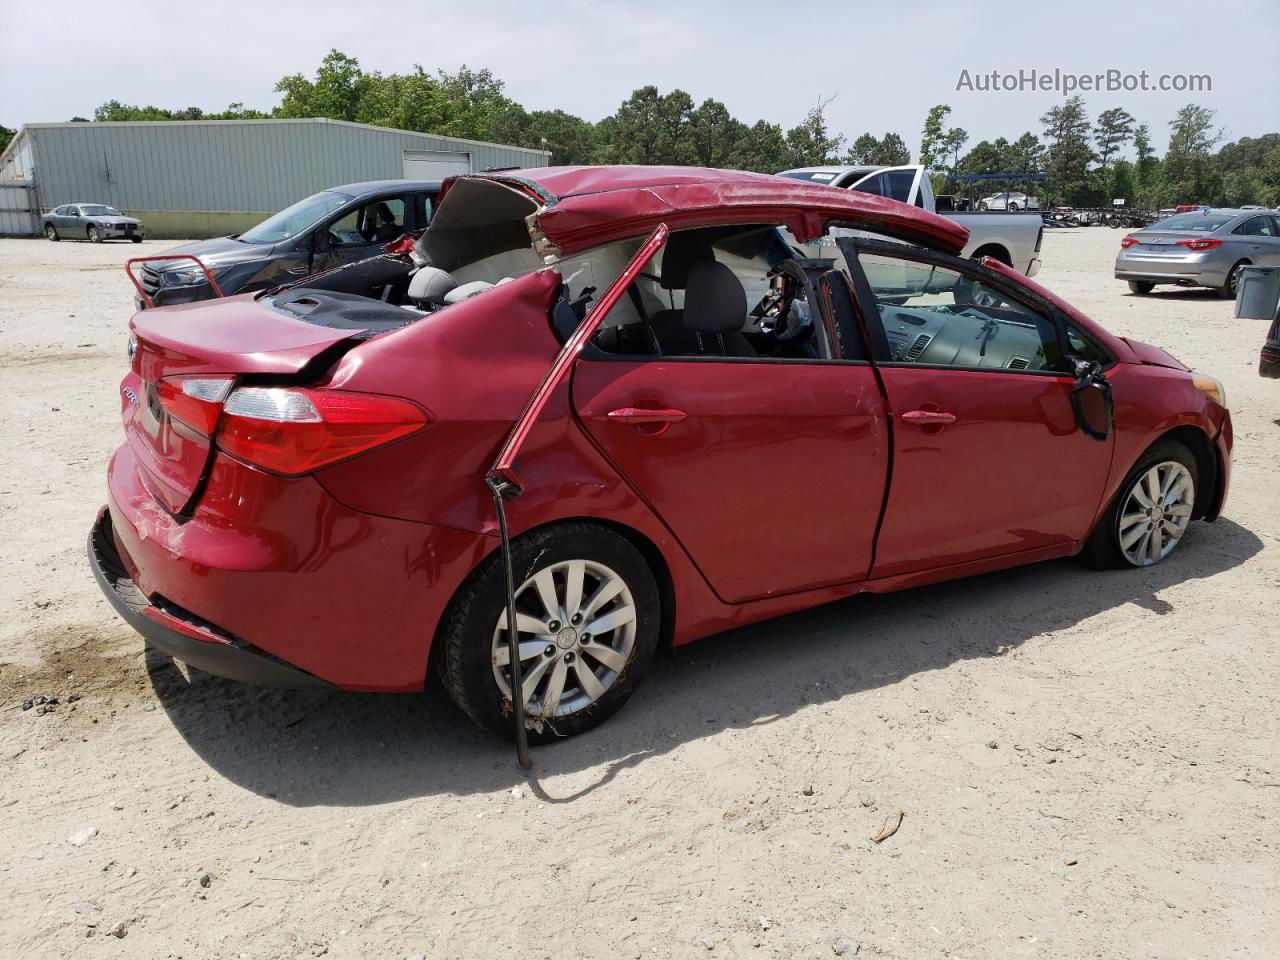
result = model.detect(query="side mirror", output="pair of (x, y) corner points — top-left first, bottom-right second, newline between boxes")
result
(1070, 359), (1113, 441)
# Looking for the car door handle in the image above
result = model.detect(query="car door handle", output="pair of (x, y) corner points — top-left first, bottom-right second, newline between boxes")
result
(607, 407), (688, 424)
(901, 409), (957, 425)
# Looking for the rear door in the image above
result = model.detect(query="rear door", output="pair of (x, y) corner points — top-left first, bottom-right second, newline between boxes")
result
(846, 166), (927, 208)
(1234, 215), (1280, 266)
(839, 237), (1115, 579)
(572, 245), (890, 604)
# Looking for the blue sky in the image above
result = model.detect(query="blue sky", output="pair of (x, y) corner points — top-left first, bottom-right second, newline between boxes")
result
(2, 0), (1276, 156)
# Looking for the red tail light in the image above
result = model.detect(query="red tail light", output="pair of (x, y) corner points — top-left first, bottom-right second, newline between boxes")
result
(1120, 235), (1139, 249)
(156, 376), (234, 434)
(217, 387), (429, 475)
(1176, 237), (1222, 251)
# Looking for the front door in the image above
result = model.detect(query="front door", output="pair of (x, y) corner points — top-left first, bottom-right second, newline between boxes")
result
(572, 230), (890, 604)
(840, 238), (1116, 579)
(313, 195), (408, 273)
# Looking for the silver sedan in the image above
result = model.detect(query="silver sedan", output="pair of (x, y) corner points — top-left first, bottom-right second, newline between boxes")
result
(1115, 208), (1280, 298)
(43, 203), (145, 243)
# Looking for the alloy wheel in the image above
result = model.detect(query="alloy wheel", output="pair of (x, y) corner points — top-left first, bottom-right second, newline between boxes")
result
(1117, 461), (1194, 566)
(491, 559), (637, 718)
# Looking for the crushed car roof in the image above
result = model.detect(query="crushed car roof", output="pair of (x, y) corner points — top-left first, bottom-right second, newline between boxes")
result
(437, 165), (969, 257)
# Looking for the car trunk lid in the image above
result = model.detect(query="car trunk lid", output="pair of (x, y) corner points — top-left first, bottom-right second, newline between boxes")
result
(1127, 230), (1212, 256)
(125, 294), (372, 513)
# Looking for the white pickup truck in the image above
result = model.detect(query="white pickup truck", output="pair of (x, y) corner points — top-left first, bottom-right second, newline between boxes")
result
(778, 164), (1044, 277)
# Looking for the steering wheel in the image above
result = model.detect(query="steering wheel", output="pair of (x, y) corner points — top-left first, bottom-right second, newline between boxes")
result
(753, 272), (795, 335)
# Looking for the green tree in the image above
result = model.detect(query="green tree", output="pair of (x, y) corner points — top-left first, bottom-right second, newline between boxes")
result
(1163, 103), (1222, 204)
(785, 98), (844, 166)
(687, 99), (746, 168)
(0, 124), (13, 154)
(274, 49), (368, 121)
(1093, 107), (1136, 170)
(728, 120), (790, 173)
(1040, 96), (1094, 205)
(919, 104), (951, 170)
(940, 126), (969, 174)
(523, 110), (597, 166)
(1007, 132), (1044, 173)
(846, 133), (880, 164)
(1258, 145), (1280, 207)
(595, 86), (696, 165)
(873, 132), (911, 165)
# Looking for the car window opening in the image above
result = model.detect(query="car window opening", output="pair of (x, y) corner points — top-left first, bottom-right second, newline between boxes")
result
(583, 225), (838, 362)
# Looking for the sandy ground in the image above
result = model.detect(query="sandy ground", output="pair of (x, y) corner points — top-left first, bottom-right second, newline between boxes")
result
(0, 229), (1276, 959)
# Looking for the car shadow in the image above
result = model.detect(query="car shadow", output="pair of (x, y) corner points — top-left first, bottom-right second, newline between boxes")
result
(1123, 288), (1225, 300)
(146, 517), (1262, 806)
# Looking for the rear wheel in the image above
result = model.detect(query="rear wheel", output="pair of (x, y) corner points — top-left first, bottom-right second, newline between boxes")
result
(1080, 440), (1198, 569)
(87, 225), (102, 243)
(1008, 202), (1020, 212)
(45, 223), (59, 242)
(438, 522), (661, 742)
(1219, 261), (1247, 299)
(1128, 280), (1154, 295)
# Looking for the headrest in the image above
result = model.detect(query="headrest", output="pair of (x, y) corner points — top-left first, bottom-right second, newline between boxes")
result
(683, 260), (746, 334)
(443, 280), (495, 304)
(407, 266), (457, 303)
(659, 232), (715, 289)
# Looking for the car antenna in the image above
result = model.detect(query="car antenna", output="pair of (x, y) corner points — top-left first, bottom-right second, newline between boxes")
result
(484, 223), (670, 769)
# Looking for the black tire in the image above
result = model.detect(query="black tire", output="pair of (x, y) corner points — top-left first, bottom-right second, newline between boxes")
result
(978, 201), (989, 211)
(88, 225), (102, 243)
(130, 236), (143, 244)
(1219, 261), (1247, 299)
(1008, 202), (1020, 212)
(1128, 280), (1154, 295)
(1079, 439), (1199, 570)
(437, 521), (661, 742)
(45, 223), (59, 242)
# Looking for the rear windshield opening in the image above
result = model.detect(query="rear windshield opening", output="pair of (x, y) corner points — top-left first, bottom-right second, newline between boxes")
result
(1153, 212), (1232, 233)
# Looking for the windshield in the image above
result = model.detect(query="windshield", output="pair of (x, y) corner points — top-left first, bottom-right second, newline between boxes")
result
(1153, 212), (1233, 232)
(239, 191), (353, 244)
(80, 205), (119, 216)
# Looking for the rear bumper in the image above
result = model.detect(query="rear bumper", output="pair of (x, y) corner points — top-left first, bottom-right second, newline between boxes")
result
(1114, 252), (1229, 287)
(97, 442), (491, 691)
(89, 508), (332, 687)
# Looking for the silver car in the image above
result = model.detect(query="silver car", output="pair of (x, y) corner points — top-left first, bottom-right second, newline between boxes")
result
(43, 203), (145, 243)
(978, 192), (1039, 211)
(1115, 208), (1280, 297)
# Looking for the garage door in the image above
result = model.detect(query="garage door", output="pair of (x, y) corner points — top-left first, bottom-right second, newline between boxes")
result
(402, 150), (472, 180)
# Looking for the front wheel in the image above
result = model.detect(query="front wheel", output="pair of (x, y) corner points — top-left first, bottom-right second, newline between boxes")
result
(45, 224), (60, 242)
(978, 201), (989, 211)
(437, 522), (661, 742)
(1080, 440), (1198, 569)
(130, 236), (143, 244)
(87, 225), (102, 243)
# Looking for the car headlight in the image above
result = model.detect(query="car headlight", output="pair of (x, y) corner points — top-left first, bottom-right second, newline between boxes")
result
(1191, 372), (1226, 408)
(162, 267), (211, 287)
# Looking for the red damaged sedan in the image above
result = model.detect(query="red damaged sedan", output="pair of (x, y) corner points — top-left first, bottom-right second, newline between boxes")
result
(89, 166), (1232, 742)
